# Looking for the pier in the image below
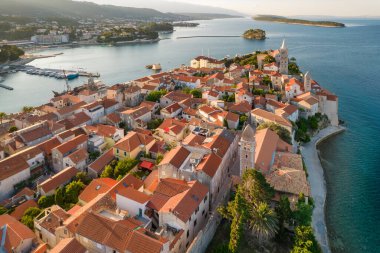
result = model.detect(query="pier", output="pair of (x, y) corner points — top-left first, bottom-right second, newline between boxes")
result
(18, 66), (100, 79)
(0, 84), (13, 90)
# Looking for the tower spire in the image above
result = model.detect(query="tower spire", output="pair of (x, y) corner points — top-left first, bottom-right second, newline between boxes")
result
(281, 39), (287, 49)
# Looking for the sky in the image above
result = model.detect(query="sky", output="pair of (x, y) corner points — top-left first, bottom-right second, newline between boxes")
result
(86, 0), (380, 17)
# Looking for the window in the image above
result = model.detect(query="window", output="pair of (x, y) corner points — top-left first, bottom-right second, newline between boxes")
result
(187, 230), (190, 238)
(204, 195), (208, 203)
(194, 219), (197, 227)
(186, 242), (189, 248)
(202, 210), (205, 216)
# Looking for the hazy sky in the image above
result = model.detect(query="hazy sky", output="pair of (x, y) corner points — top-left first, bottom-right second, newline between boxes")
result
(87, 0), (380, 17)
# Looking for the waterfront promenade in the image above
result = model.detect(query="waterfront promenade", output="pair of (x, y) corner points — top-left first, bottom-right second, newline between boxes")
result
(301, 125), (345, 253)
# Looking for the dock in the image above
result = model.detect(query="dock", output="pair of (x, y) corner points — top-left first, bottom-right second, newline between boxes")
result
(18, 66), (100, 79)
(0, 84), (13, 90)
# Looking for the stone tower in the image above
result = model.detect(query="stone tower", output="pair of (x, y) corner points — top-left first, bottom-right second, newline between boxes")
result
(304, 71), (312, 92)
(239, 124), (256, 177)
(279, 39), (289, 75)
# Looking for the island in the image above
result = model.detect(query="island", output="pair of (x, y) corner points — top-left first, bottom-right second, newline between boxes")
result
(172, 22), (199, 27)
(242, 29), (266, 40)
(254, 15), (345, 28)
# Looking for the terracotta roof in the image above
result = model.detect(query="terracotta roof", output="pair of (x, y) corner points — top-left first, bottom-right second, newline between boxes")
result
(39, 166), (77, 193)
(12, 187), (35, 200)
(182, 133), (206, 147)
(117, 187), (151, 204)
(76, 212), (164, 253)
(88, 149), (114, 173)
(85, 124), (120, 138)
(202, 129), (235, 157)
(122, 106), (150, 119)
(50, 238), (87, 253)
(79, 178), (117, 203)
(160, 180), (208, 222)
(158, 146), (190, 169)
(110, 174), (144, 200)
(143, 170), (159, 193)
(57, 130), (75, 140)
(54, 134), (88, 155)
(114, 131), (154, 152)
(56, 101), (86, 116)
(39, 206), (70, 234)
(58, 112), (91, 129)
(37, 137), (63, 155)
(106, 112), (122, 123)
(281, 104), (298, 115)
(267, 168), (310, 196)
(0, 155), (29, 181)
(0, 214), (35, 252)
(66, 148), (88, 164)
(196, 153), (222, 177)
(102, 98), (119, 109)
(10, 199), (38, 221)
(228, 101), (252, 113)
(162, 102), (182, 114)
(251, 108), (292, 128)
(157, 118), (187, 135)
(19, 124), (52, 143)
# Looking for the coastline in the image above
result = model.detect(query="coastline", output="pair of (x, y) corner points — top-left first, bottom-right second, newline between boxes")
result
(301, 125), (346, 253)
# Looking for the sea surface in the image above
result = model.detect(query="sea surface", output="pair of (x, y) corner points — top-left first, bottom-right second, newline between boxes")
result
(1, 17), (380, 252)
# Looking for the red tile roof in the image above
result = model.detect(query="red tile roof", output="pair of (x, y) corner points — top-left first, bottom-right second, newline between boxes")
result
(39, 167), (77, 194)
(79, 178), (117, 203)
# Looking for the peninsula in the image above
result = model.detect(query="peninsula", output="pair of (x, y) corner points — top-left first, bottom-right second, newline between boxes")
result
(254, 15), (345, 28)
(0, 40), (341, 253)
(242, 29), (266, 40)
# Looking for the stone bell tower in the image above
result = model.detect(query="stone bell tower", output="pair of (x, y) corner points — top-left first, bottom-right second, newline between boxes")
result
(304, 71), (312, 92)
(279, 39), (289, 75)
(239, 124), (256, 177)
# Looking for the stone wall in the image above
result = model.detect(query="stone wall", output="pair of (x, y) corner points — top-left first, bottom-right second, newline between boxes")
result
(186, 181), (231, 253)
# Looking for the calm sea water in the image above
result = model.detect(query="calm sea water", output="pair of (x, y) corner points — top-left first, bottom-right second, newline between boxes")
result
(1, 17), (380, 252)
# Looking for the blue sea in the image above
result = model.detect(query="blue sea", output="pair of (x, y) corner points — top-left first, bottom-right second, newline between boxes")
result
(1, 17), (380, 252)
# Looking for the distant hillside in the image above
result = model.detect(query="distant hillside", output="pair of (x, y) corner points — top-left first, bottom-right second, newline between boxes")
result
(254, 15), (345, 28)
(178, 13), (242, 20)
(0, 0), (186, 21)
(0, 0), (241, 22)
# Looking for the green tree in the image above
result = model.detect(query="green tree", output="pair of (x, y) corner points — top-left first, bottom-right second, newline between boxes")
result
(145, 90), (167, 102)
(75, 172), (91, 185)
(275, 196), (293, 241)
(65, 180), (85, 204)
(89, 151), (100, 161)
(101, 164), (114, 178)
(291, 226), (321, 253)
(114, 158), (138, 178)
(156, 154), (164, 165)
(294, 194), (313, 226)
(0, 112), (6, 125)
(240, 169), (275, 204)
(147, 118), (163, 130)
(248, 202), (279, 242)
(263, 55), (276, 64)
(55, 186), (65, 207)
(190, 89), (202, 98)
(0, 206), (8, 215)
(21, 106), (34, 113)
(38, 195), (55, 209)
(8, 126), (18, 133)
(21, 207), (41, 229)
(289, 62), (301, 75)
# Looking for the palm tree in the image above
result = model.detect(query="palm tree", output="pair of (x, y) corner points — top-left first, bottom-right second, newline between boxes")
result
(248, 202), (279, 242)
(0, 112), (5, 125)
(22, 106), (34, 113)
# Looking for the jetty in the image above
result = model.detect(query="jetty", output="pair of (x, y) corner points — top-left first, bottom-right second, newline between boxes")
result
(0, 84), (13, 90)
(19, 66), (100, 79)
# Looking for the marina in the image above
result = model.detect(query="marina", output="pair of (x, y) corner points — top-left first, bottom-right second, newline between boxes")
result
(20, 66), (100, 80)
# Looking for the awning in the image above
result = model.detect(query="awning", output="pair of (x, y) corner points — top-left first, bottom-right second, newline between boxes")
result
(140, 161), (155, 170)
